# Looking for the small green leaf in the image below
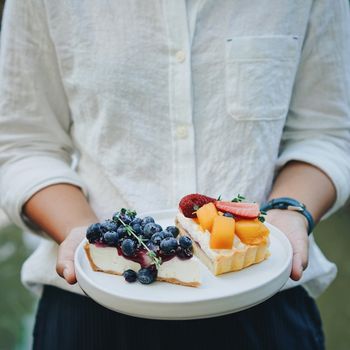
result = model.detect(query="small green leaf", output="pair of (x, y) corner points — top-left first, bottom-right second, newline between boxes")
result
(258, 216), (265, 223)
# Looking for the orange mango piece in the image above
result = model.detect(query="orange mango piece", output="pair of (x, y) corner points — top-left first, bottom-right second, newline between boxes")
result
(192, 217), (200, 225)
(196, 202), (219, 231)
(235, 220), (269, 245)
(210, 216), (235, 249)
(192, 217), (204, 232)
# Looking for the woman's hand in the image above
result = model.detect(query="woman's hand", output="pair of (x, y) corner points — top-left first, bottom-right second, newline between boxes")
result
(56, 226), (88, 284)
(22, 184), (98, 284)
(266, 209), (309, 281)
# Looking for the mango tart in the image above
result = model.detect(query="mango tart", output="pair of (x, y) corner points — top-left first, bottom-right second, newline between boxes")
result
(176, 194), (270, 276)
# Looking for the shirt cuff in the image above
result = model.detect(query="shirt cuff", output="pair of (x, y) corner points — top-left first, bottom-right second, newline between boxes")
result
(276, 139), (350, 219)
(0, 155), (88, 233)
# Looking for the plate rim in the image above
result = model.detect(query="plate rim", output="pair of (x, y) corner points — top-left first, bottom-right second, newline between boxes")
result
(75, 208), (292, 304)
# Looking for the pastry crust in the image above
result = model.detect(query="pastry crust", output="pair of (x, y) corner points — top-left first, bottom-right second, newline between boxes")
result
(84, 243), (200, 287)
(175, 219), (270, 276)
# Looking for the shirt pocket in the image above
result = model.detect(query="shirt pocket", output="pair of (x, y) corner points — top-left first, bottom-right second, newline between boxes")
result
(225, 35), (299, 121)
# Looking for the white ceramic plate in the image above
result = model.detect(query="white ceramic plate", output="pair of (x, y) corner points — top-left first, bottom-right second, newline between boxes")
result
(75, 209), (292, 320)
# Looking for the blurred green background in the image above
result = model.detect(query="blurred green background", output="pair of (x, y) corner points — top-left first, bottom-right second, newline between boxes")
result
(0, 209), (349, 350)
(0, 0), (349, 349)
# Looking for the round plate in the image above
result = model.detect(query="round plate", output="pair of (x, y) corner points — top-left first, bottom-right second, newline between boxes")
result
(75, 209), (292, 320)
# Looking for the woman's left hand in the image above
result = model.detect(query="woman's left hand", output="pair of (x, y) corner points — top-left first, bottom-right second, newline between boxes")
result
(266, 209), (309, 281)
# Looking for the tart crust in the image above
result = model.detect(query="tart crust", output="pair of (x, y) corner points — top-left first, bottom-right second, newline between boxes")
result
(175, 219), (270, 276)
(84, 243), (200, 287)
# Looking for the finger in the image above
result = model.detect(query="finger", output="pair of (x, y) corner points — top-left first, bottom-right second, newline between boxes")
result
(290, 235), (309, 281)
(291, 253), (303, 281)
(57, 231), (85, 284)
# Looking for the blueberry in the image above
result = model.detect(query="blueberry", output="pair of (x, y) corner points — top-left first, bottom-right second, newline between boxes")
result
(166, 226), (179, 238)
(161, 230), (174, 239)
(123, 269), (137, 283)
(141, 216), (155, 227)
(100, 220), (119, 233)
(176, 246), (193, 259)
(131, 217), (142, 226)
(223, 212), (235, 218)
(137, 267), (157, 285)
(131, 223), (143, 235)
(103, 231), (120, 246)
(146, 241), (159, 252)
(86, 223), (103, 243)
(143, 223), (162, 239)
(160, 237), (178, 254)
(150, 233), (163, 245)
(116, 226), (127, 238)
(179, 236), (193, 249)
(121, 238), (136, 256)
(154, 224), (162, 232)
(119, 214), (132, 225)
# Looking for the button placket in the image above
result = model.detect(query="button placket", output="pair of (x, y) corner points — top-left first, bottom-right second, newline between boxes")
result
(163, 0), (197, 203)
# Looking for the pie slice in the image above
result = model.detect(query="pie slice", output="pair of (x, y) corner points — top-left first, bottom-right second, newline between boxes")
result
(176, 194), (270, 276)
(84, 209), (201, 287)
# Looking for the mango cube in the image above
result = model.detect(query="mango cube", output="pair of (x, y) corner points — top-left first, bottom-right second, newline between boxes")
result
(235, 219), (269, 245)
(210, 216), (235, 249)
(196, 202), (218, 231)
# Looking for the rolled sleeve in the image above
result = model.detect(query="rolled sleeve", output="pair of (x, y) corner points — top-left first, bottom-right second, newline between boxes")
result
(0, 0), (87, 232)
(0, 156), (88, 231)
(276, 138), (350, 217)
(277, 0), (350, 217)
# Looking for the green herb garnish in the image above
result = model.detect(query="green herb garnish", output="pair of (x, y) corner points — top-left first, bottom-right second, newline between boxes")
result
(117, 212), (162, 270)
(258, 210), (267, 223)
(231, 194), (246, 202)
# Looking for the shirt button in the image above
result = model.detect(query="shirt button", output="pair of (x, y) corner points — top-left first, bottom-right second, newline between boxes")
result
(175, 50), (186, 63)
(176, 125), (188, 139)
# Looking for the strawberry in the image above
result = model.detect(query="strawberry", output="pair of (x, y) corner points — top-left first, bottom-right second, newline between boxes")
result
(179, 194), (216, 218)
(215, 201), (260, 219)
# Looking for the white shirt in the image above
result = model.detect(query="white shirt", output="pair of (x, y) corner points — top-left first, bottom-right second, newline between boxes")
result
(1, 0), (350, 298)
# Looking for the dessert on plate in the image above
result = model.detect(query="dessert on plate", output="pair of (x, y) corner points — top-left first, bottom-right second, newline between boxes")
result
(84, 209), (201, 287)
(176, 194), (270, 275)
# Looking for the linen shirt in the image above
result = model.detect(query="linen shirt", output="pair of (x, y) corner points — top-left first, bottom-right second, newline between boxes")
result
(1, 0), (350, 297)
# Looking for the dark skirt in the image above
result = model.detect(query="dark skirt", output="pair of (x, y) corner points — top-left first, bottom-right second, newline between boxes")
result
(33, 285), (324, 350)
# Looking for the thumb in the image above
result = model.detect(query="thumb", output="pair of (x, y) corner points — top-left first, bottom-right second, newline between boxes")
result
(56, 227), (86, 284)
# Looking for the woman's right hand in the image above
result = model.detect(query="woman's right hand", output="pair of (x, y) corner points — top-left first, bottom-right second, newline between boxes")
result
(56, 226), (88, 284)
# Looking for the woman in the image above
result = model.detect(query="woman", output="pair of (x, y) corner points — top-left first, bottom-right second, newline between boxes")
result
(1, 0), (350, 349)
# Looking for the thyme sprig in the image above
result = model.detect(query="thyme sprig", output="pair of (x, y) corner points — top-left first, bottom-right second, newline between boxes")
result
(258, 210), (267, 223)
(231, 194), (245, 202)
(117, 212), (162, 270)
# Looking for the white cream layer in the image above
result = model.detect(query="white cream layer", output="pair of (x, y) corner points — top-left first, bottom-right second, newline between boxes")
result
(89, 244), (201, 284)
(176, 212), (247, 259)
(157, 256), (201, 283)
(89, 244), (141, 272)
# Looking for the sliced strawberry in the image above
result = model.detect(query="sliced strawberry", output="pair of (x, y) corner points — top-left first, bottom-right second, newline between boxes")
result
(179, 194), (216, 218)
(214, 201), (260, 219)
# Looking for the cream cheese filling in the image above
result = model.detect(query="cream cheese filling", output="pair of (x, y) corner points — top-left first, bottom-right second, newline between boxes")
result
(89, 244), (201, 283)
(89, 244), (141, 273)
(158, 256), (201, 283)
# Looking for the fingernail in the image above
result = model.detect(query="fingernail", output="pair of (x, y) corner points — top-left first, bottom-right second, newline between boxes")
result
(299, 265), (303, 276)
(63, 268), (69, 279)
